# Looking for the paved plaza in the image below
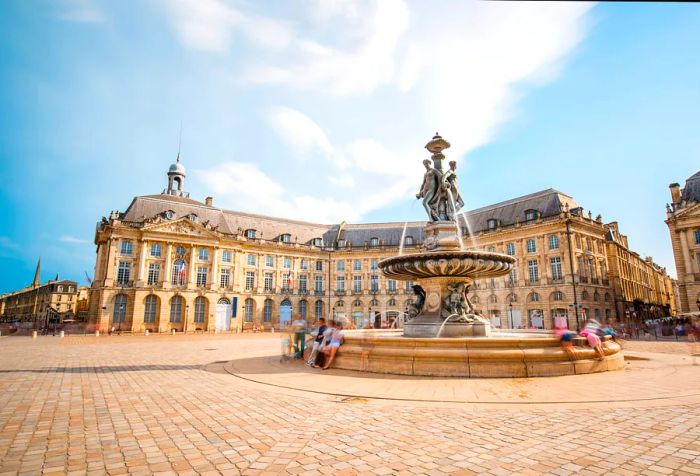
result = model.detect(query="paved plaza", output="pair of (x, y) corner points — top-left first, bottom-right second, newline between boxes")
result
(1, 334), (699, 476)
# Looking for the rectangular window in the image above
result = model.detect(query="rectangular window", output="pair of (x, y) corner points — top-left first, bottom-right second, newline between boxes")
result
(147, 263), (160, 285)
(405, 280), (414, 291)
(548, 235), (559, 250)
(196, 266), (207, 287)
(120, 240), (133, 255)
(117, 261), (130, 284)
(315, 260), (323, 271)
(388, 279), (397, 292)
(247, 254), (256, 266)
(370, 259), (378, 271)
(283, 257), (291, 269)
(220, 268), (230, 288)
(508, 268), (518, 284)
(527, 260), (539, 282)
(336, 276), (345, 291)
(527, 239), (536, 253)
(575, 235), (581, 249)
(506, 243), (515, 256)
(370, 275), (379, 292)
(315, 275), (323, 292)
(353, 259), (361, 271)
(550, 257), (563, 281)
(696, 230), (700, 245)
(150, 243), (161, 257)
(299, 274), (307, 291)
(265, 256), (274, 267)
(222, 250), (231, 262)
(245, 271), (255, 290)
(300, 259), (308, 270)
(58, 285), (63, 292)
(336, 261), (345, 272)
(264, 272), (274, 291)
(353, 275), (362, 292)
(198, 248), (208, 261)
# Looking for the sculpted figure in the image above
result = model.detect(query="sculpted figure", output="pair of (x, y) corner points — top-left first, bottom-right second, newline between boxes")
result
(441, 160), (464, 221)
(416, 159), (440, 221)
(406, 284), (426, 320)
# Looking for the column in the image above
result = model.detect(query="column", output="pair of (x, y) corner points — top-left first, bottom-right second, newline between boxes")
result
(189, 245), (197, 287)
(210, 247), (219, 290)
(136, 239), (148, 286)
(682, 229), (696, 276)
(104, 239), (117, 286)
(164, 243), (173, 288)
(94, 243), (103, 284)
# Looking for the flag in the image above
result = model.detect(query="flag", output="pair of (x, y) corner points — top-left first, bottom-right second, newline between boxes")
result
(84, 271), (92, 285)
(178, 261), (186, 284)
(287, 271), (293, 287)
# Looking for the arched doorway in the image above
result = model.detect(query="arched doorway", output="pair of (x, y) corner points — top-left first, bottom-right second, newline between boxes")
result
(143, 295), (159, 331)
(280, 299), (292, 328)
(169, 296), (185, 331)
(193, 296), (208, 331)
(112, 294), (128, 331)
(216, 298), (231, 332)
(244, 298), (255, 323)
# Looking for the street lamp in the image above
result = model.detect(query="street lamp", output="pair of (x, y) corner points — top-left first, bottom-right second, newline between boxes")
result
(508, 301), (514, 329)
(118, 304), (124, 333)
(696, 299), (700, 312)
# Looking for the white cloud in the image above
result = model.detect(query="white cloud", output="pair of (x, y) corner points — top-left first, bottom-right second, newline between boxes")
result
(57, 0), (105, 23)
(163, 0), (291, 53)
(267, 107), (334, 159)
(59, 235), (89, 244)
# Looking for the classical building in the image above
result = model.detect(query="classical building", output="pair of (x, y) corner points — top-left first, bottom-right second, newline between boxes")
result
(1, 259), (80, 326)
(665, 171), (700, 313)
(88, 157), (675, 332)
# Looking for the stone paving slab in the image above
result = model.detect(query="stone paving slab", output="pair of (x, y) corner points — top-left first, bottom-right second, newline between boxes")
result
(0, 334), (699, 476)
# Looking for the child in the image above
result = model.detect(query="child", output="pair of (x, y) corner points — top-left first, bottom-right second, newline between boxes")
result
(322, 322), (344, 370)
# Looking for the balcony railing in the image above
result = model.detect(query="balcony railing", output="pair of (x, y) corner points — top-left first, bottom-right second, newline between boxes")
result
(298, 289), (309, 296)
(314, 289), (325, 296)
(351, 289), (363, 295)
(335, 290), (346, 296)
(548, 278), (564, 285)
(579, 276), (589, 284)
(591, 278), (600, 285)
(280, 287), (292, 294)
(602, 278), (610, 286)
(388, 289), (398, 295)
(525, 279), (540, 286)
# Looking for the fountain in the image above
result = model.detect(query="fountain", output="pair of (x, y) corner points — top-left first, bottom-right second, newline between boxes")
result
(332, 134), (624, 377)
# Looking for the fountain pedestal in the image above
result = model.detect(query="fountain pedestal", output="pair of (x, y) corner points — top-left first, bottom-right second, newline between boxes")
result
(403, 277), (491, 338)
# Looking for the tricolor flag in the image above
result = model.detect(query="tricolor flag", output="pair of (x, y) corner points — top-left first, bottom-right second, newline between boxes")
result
(286, 272), (293, 287)
(177, 261), (186, 284)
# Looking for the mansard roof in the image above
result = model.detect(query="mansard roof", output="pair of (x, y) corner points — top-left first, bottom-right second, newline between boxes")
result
(117, 188), (579, 246)
(681, 170), (700, 203)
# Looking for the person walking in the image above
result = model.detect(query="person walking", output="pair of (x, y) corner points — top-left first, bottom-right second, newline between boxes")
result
(291, 314), (307, 359)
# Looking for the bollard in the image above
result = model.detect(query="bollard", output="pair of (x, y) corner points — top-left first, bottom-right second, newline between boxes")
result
(60, 330), (65, 338)
(32, 330), (37, 339)
(145, 329), (149, 336)
(95, 330), (100, 337)
(171, 329), (176, 335)
(271, 328), (275, 333)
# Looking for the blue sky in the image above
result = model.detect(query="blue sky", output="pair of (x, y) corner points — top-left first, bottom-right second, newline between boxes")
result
(1, 0), (699, 293)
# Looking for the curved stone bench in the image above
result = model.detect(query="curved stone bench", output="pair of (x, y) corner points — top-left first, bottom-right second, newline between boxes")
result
(333, 330), (624, 378)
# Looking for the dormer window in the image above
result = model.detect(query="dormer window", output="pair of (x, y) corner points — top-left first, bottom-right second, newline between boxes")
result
(164, 210), (175, 220)
(524, 209), (539, 222)
(487, 218), (499, 230)
(404, 236), (414, 245)
(313, 238), (323, 247)
(188, 214), (197, 222)
(245, 229), (256, 239)
(337, 239), (347, 249)
(280, 233), (291, 243)
(370, 237), (379, 247)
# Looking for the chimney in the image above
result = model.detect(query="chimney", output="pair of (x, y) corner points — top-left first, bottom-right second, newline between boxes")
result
(205, 196), (213, 207)
(669, 183), (681, 204)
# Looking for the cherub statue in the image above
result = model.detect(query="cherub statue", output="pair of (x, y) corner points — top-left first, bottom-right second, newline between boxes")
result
(406, 284), (426, 321)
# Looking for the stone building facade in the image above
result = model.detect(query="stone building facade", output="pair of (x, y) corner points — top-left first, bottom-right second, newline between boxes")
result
(87, 158), (675, 332)
(1, 260), (80, 326)
(666, 171), (700, 313)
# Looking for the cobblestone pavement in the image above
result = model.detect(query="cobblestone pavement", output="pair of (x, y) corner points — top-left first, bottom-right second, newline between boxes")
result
(1, 334), (699, 476)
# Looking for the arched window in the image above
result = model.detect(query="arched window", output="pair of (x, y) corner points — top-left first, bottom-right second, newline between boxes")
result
(315, 300), (324, 319)
(313, 238), (323, 247)
(370, 237), (379, 247)
(593, 291), (600, 302)
(245, 298), (254, 322)
(353, 299), (362, 307)
(487, 218), (498, 230)
(582, 290), (590, 301)
(171, 260), (186, 286)
(525, 209), (539, 222)
(194, 297), (206, 323)
(489, 294), (498, 304)
(370, 298), (379, 307)
(144, 295), (157, 323)
(336, 300), (345, 308)
(299, 300), (307, 320)
(217, 297), (230, 305)
(404, 236), (414, 245)
(113, 294), (127, 323)
(263, 299), (273, 322)
(170, 296), (183, 323)
(471, 295), (480, 304)
(604, 293), (611, 302)
(388, 298), (396, 307)
(529, 292), (540, 302)
(552, 291), (564, 301)
(507, 293), (518, 303)
(280, 233), (291, 243)
(188, 213), (198, 222)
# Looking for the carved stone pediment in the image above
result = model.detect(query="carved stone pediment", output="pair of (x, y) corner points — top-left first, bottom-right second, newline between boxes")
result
(142, 218), (220, 238)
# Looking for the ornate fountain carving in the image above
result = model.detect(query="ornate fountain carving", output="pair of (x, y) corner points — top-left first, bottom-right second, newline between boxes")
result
(379, 133), (515, 337)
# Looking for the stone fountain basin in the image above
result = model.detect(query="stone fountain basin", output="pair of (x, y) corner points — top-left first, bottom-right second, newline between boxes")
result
(379, 250), (515, 281)
(333, 330), (624, 378)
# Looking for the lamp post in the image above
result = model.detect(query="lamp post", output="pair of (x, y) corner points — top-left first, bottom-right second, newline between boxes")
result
(508, 301), (514, 329)
(696, 299), (700, 312)
(118, 304), (124, 333)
